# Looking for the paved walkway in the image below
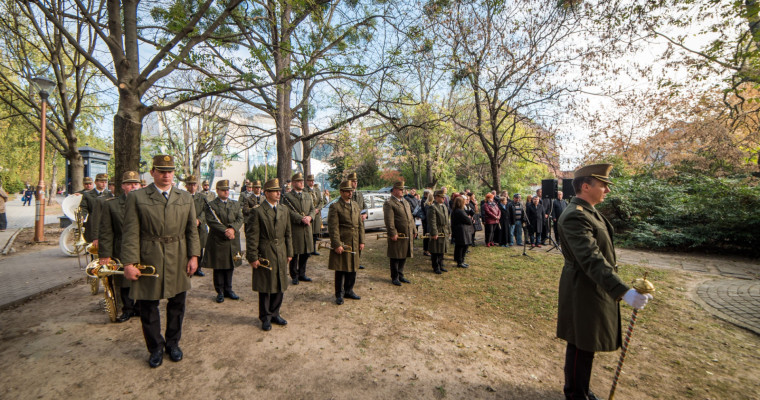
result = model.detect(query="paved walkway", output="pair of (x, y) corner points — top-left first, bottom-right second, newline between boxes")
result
(0, 196), (64, 254)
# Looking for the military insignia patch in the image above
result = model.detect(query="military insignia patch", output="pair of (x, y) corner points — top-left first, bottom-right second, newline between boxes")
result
(163, 155), (171, 161)
(576, 206), (583, 211)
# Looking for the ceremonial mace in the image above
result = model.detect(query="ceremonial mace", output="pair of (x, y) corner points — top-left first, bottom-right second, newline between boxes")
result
(609, 273), (656, 400)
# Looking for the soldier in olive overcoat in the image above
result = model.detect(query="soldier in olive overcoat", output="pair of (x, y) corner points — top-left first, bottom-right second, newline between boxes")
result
(347, 172), (367, 269)
(185, 175), (208, 277)
(82, 173), (113, 245)
(427, 190), (451, 274)
(245, 178), (293, 331)
(383, 180), (417, 286)
(282, 172), (316, 284)
(327, 180), (365, 304)
(242, 180), (264, 216)
(121, 155), (201, 368)
(98, 170), (142, 323)
(203, 179), (244, 303)
(556, 164), (653, 399)
(306, 175), (324, 254)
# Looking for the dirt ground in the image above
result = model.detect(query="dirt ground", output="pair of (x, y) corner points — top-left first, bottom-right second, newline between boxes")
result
(0, 233), (758, 399)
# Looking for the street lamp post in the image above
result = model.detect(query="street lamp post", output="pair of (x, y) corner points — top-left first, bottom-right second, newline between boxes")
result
(32, 76), (57, 242)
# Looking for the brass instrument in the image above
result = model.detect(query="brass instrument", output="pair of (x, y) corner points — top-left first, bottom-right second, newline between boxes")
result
(317, 241), (357, 254)
(85, 258), (160, 279)
(375, 232), (408, 240)
(234, 251), (271, 269)
(233, 251), (245, 262)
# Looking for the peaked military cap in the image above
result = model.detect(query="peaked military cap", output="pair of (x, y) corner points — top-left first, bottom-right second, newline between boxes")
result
(216, 179), (230, 190)
(122, 170), (140, 183)
(186, 175), (198, 184)
(95, 173), (108, 181)
(291, 172), (304, 181)
(251, 180), (262, 188)
(83, 177), (93, 184)
(433, 189), (445, 197)
(152, 154), (175, 171)
(263, 178), (280, 192)
(574, 163), (614, 185)
(202, 180), (210, 185)
(347, 172), (358, 181)
(339, 180), (354, 191)
(392, 180), (406, 190)
(306, 174), (315, 180)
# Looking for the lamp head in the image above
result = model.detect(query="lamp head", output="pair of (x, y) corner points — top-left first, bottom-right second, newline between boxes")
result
(32, 76), (56, 98)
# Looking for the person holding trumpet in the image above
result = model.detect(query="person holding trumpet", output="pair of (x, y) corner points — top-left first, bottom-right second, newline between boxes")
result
(382, 180), (416, 286)
(204, 179), (244, 303)
(427, 189), (451, 275)
(327, 180), (365, 305)
(245, 178), (293, 331)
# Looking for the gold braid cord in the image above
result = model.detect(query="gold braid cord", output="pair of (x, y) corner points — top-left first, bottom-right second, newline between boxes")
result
(101, 276), (117, 323)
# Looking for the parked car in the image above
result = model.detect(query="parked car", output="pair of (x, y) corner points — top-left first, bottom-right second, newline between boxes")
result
(320, 192), (392, 234)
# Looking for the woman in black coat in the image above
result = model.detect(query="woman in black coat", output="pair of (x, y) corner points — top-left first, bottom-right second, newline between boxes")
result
(451, 196), (474, 268)
(497, 196), (512, 247)
(525, 195), (545, 247)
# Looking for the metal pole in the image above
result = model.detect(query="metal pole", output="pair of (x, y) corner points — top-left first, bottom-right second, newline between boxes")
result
(34, 93), (48, 242)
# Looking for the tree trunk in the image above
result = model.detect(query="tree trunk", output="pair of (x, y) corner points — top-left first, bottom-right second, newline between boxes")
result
(302, 139), (313, 178)
(490, 161), (501, 192)
(425, 160), (434, 188)
(48, 154), (58, 205)
(113, 110), (143, 196)
(67, 151), (85, 194)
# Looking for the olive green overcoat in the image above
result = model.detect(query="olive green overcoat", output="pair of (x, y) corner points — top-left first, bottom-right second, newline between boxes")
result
(556, 197), (630, 352)
(283, 190), (315, 254)
(121, 184), (201, 301)
(82, 188), (112, 242)
(98, 194), (129, 288)
(308, 187), (325, 231)
(327, 199), (364, 272)
(351, 190), (366, 210)
(245, 201), (293, 293)
(203, 197), (243, 270)
(427, 202), (450, 254)
(192, 192), (209, 250)
(243, 193), (264, 217)
(383, 196), (416, 259)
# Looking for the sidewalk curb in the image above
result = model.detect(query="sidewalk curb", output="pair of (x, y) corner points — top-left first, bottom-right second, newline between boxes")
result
(0, 276), (84, 310)
(1, 229), (21, 255)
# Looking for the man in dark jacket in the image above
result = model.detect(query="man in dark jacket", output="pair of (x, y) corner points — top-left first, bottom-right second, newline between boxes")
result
(556, 164), (652, 400)
(525, 196), (545, 247)
(552, 190), (568, 241)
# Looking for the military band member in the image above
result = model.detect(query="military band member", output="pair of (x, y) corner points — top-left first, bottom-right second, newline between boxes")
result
(383, 180), (416, 286)
(185, 175), (207, 277)
(245, 178), (293, 331)
(241, 181), (254, 201)
(81, 173), (113, 249)
(242, 180), (264, 217)
(327, 180), (365, 305)
(282, 172), (316, 285)
(557, 164), (653, 399)
(200, 180), (216, 202)
(121, 155), (201, 368)
(98, 171), (142, 323)
(139, 179), (147, 189)
(427, 190), (451, 274)
(305, 175), (324, 254)
(347, 172), (367, 269)
(203, 179), (244, 303)
(79, 176), (94, 193)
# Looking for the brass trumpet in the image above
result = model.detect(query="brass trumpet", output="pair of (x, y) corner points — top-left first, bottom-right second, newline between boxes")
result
(86, 242), (98, 255)
(86, 258), (159, 278)
(375, 232), (408, 240)
(317, 241), (357, 254)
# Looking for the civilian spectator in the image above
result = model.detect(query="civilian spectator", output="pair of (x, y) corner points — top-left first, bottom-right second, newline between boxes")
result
(482, 193), (501, 247)
(451, 196), (473, 268)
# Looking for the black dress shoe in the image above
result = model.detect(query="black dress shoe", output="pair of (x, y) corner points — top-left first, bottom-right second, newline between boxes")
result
(440, 267), (448, 272)
(458, 264), (469, 268)
(116, 311), (133, 323)
(336, 297), (344, 305)
(298, 276), (312, 282)
(148, 350), (163, 368)
(216, 293), (224, 303)
(358, 265), (365, 269)
(587, 391), (602, 400)
(344, 291), (361, 300)
(399, 277), (411, 284)
(272, 316), (288, 325)
(391, 279), (402, 286)
(193, 270), (205, 277)
(225, 291), (240, 300)
(291, 278), (299, 285)
(311, 251), (321, 256)
(261, 320), (272, 331)
(462, 263), (469, 267)
(434, 269), (442, 275)
(166, 346), (183, 362)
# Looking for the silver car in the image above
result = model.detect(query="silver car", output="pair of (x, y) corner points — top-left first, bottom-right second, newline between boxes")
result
(320, 192), (392, 233)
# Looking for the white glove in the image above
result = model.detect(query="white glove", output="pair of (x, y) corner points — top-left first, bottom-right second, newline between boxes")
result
(621, 289), (653, 310)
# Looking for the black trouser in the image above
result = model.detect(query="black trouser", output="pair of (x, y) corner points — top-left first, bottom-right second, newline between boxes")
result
(454, 244), (469, 264)
(212, 268), (234, 294)
(334, 271), (357, 298)
(498, 223), (509, 245)
(196, 246), (205, 272)
(542, 221), (549, 243)
(0, 212), (7, 230)
(431, 253), (444, 272)
(258, 292), (284, 323)
(553, 219), (560, 242)
(289, 253), (310, 279)
(120, 287), (136, 315)
(485, 223), (498, 244)
(312, 234), (320, 250)
(389, 258), (407, 280)
(422, 222), (430, 251)
(563, 342), (595, 399)
(136, 291), (186, 353)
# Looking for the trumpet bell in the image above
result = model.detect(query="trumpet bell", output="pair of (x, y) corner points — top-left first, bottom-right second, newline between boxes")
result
(86, 243), (98, 255)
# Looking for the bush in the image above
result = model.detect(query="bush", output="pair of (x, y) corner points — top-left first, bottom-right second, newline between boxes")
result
(598, 174), (760, 255)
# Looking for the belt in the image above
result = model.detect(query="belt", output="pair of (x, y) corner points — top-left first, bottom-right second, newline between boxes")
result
(143, 234), (182, 243)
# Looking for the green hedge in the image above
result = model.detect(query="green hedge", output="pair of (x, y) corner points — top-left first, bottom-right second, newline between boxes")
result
(597, 174), (760, 256)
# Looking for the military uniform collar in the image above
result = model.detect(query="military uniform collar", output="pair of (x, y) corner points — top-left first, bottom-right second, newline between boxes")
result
(571, 197), (596, 213)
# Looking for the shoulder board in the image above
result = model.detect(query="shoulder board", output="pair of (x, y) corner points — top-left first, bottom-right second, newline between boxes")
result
(576, 205), (583, 211)
(106, 197), (117, 202)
